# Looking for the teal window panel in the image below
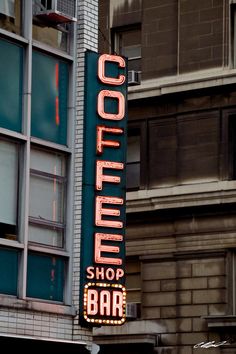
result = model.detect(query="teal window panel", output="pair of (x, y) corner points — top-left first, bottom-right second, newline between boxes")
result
(27, 252), (65, 302)
(0, 39), (23, 132)
(31, 51), (69, 145)
(0, 248), (18, 295)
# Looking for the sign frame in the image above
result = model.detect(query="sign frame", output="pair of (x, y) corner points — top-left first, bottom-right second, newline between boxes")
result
(79, 51), (128, 326)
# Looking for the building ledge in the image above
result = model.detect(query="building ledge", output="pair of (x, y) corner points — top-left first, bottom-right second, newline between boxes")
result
(126, 180), (236, 213)
(93, 320), (162, 345)
(0, 294), (77, 316)
(0, 332), (87, 346)
(204, 315), (236, 328)
(93, 333), (158, 346)
(0, 333), (89, 353)
(128, 67), (236, 100)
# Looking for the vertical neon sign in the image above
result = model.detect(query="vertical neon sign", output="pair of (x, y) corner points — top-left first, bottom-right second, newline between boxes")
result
(80, 51), (127, 326)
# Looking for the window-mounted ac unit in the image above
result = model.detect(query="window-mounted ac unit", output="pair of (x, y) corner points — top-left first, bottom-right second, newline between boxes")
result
(34, 0), (77, 24)
(126, 302), (138, 319)
(128, 70), (141, 86)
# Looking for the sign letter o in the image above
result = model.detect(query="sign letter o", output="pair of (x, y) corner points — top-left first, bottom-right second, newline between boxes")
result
(97, 90), (125, 121)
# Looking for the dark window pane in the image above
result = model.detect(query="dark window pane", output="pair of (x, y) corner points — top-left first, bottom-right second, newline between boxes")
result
(119, 29), (141, 53)
(149, 113), (219, 187)
(128, 58), (141, 72)
(0, 248), (18, 295)
(127, 134), (140, 163)
(116, 27), (141, 72)
(0, 39), (22, 132)
(127, 130), (141, 190)
(149, 119), (177, 187)
(228, 115), (236, 179)
(126, 163), (140, 190)
(122, 45), (141, 59)
(27, 253), (65, 302)
(125, 260), (141, 304)
(177, 113), (219, 183)
(31, 51), (69, 145)
(0, 223), (17, 240)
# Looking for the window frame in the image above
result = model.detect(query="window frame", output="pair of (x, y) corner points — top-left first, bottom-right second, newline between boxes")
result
(230, 2), (236, 68)
(31, 49), (69, 145)
(112, 24), (142, 72)
(0, 137), (20, 239)
(126, 121), (147, 191)
(28, 146), (67, 249)
(221, 108), (236, 181)
(125, 257), (142, 320)
(0, 1), (76, 307)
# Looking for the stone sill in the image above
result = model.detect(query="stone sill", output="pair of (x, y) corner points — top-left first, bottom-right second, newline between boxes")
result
(93, 319), (161, 345)
(93, 333), (158, 346)
(126, 180), (236, 213)
(128, 67), (236, 100)
(204, 315), (236, 328)
(0, 294), (76, 316)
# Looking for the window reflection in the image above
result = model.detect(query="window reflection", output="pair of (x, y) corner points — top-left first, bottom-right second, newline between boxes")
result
(31, 50), (69, 145)
(0, 140), (18, 241)
(127, 129), (141, 190)
(0, 0), (21, 35)
(29, 148), (66, 248)
(32, 23), (69, 52)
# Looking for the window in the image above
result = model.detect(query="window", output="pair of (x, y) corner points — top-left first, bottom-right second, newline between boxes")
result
(32, 0), (75, 52)
(113, 26), (141, 72)
(125, 259), (141, 319)
(228, 114), (236, 179)
(0, 247), (18, 295)
(126, 259), (141, 303)
(0, 39), (23, 132)
(31, 50), (69, 145)
(231, 1), (236, 68)
(27, 252), (65, 301)
(127, 111), (236, 190)
(32, 23), (70, 52)
(126, 122), (146, 191)
(0, 140), (19, 240)
(0, 0), (21, 34)
(127, 128), (140, 190)
(29, 148), (66, 248)
(149, 112), (220, 188)
(0, 2), (75, 306)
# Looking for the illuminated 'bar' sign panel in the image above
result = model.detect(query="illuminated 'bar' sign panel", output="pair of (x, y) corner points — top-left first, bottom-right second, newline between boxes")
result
(80, 51), (127, 326)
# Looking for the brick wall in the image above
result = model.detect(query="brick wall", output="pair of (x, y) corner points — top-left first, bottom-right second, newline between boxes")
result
(0, 0), (98, 345)
(142, 0), (178, 79)
(141, 256), (226, 353)
(179, 0), (224, 73)
(73, 0), (98, 343)
(102, 0), (228, 80)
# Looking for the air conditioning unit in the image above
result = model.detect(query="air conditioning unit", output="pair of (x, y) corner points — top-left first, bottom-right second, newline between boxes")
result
(34, 0), (77, 24)
(126, 302), (138, 319)
(128, 70), (141, 86)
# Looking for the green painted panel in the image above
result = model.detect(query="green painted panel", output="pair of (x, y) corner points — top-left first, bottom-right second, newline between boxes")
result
(31, 51), (68, 145)
(27, 252), (64, 302)
(0, 248), (18, 295)
(0, 39), (23, 132)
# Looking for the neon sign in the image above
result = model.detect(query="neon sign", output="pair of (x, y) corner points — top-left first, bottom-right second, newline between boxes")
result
(80, 51), (127, 326)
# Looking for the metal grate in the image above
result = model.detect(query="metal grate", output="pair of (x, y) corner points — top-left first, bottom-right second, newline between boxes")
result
(57, 0), (75, 18)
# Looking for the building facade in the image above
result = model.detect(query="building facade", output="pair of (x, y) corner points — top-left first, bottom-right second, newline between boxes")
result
(0, 0), (98, 352)
(96, 0), (236, 353)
